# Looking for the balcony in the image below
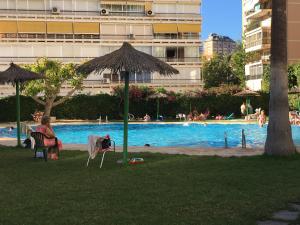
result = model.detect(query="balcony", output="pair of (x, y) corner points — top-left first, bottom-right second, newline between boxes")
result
(0, 78), (204, 97)
(245, 21), (261, 33)
(0, 9), (201, 22)
(0, 56), (201, 66)
(246, 8), (271, 20)
(245, 62), (264, 81)
(245, 1), (272, 20)
(0, 34), (201, 48)
(245, 27), (271, 53)
(245, 74), (263, 80)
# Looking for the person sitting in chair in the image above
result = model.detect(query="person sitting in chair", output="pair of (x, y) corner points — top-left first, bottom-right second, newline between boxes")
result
(36, 116), (62, 160)
(143, 114), (151, 122)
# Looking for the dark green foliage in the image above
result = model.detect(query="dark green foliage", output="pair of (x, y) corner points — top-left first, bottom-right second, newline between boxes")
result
(0, 96), (41, 122)
(52, 94), (120, 120)
(230, 43), (248, 87)
(202, 55), (240, 88)
(0, 92), (270, 122)
(288, 64), (300, 89)
(262, 65), (271, 92)
(262, 64), (300, 93)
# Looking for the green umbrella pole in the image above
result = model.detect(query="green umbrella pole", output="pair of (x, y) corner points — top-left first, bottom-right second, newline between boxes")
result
(123, 72), (129, 165)
(156, 98), (159, 121)
(297, 94), (300, 111)
(16, 81), (21, 147)
(246, 98), (249, 116)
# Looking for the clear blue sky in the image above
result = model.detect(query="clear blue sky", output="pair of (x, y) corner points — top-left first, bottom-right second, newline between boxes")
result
(201, 0), (242, 41)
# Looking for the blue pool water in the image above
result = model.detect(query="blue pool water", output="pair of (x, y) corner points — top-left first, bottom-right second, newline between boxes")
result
(1, 123), (300, 148)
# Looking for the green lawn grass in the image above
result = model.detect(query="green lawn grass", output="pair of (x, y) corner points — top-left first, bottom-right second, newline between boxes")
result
(1, 147), (300, 225)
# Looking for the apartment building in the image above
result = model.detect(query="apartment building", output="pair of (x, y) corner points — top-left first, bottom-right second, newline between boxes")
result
(0, 0), (202, 96)
(203, 33), (237, 59)
(242, 0), (300, 91)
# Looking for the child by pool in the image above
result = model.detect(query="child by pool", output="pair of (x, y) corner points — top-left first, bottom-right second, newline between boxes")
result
(258, 110), (266, 127)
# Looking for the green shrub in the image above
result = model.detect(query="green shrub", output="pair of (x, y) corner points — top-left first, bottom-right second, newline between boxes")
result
(0, 93), (271, 122)
(0, 96), (41, 122)
(289, 94), (300, 111)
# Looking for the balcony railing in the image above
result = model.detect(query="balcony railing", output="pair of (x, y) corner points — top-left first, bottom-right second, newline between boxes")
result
(81, 78), (203, 85)
(245, 38), (271, 49)
(0, 33), (200, 41)
(245, 21), (261, 32)
(245, 1), (272, 19)
(0, 56), (201, 64)
(0, 78), (204, 97)
(0, 9), (201, 19)
(246, 74), (263, 80)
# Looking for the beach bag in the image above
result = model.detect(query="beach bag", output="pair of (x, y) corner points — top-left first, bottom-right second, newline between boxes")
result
(102, 138), (111, 149)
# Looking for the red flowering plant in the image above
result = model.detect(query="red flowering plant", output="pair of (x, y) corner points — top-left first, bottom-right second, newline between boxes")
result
(206, 84), (241, 96)
(166, 91), (177, 102)
(112, 85), (155, 101)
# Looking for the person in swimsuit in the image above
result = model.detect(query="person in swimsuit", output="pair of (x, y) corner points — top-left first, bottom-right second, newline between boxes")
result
(258, 110), (266, 127)
(36, 116), (62, 160)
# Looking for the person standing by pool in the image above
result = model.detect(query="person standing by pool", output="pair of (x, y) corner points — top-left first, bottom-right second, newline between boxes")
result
(36, 116), (62, 160)
(241, 102), (246, 116)
(258, 110), (266, 127)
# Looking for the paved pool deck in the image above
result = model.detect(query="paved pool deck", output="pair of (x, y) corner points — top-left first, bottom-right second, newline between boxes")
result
(1, 120), (299, 157)
(0, 119), (260, 128)
(0, 137), (268, 157)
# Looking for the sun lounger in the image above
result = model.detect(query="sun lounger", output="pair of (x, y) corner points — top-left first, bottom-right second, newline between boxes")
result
(224, 113), (234, 120)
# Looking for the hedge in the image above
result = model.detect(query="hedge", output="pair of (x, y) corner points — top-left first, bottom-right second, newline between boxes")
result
(0, 93), (272, 122)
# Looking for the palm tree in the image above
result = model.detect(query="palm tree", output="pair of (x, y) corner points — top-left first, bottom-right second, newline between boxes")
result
(265, 0), (296, 155)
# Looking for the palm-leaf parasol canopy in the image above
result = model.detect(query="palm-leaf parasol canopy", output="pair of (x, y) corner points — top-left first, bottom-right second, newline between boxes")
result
(234, 89), (260, 115)
(148, 92), (168, 99)
(77, 42), (179, 164)
(0, 63), (44, 84)
(0, 63), (44, 146)
(77, 42), (179, 75)
(234, 89), (260, 97)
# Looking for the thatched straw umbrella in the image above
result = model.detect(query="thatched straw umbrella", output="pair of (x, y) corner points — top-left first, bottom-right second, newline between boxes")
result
(148, 92), (168, 121)
(77, 42), (179, 164)
(234, 89), (260, 115)
(0, 63), (44, 146)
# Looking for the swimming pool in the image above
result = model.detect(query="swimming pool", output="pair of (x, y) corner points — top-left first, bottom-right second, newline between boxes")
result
(1, 123), (300, 148)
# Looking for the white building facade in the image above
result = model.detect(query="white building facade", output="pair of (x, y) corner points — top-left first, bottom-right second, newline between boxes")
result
(0, 0), (202, 96)
(242, 0), (271, 91)
(242, 0), (300, 91)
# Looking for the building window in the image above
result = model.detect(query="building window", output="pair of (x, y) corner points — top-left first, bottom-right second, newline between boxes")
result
(247, 64), (263, 80)
(101, 4), (145, 15)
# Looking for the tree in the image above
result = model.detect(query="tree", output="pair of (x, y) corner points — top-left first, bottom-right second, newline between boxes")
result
(262, 65), (271, 92)
(23, 58), (86, 116)
(230, 42), (247, 87)
(262, 64), (299, 92)
(288, 64), (299, 88)
(264, 0), (296, 155)
(202, 55), (239, 88)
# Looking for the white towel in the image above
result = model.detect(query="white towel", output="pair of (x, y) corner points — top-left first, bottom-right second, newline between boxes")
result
(30, 137), (35, 150)
(88, 135), (101, 159)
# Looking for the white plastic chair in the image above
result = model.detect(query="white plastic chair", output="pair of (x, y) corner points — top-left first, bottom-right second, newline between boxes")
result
(86, 135), (115, 168)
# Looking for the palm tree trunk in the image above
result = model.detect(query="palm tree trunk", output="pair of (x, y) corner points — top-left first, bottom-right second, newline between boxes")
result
(265, 0), (296, 155)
